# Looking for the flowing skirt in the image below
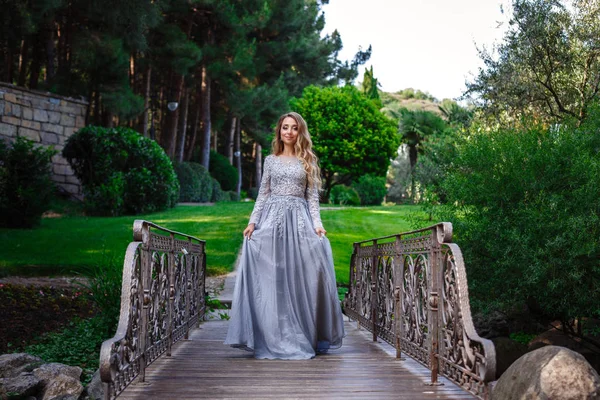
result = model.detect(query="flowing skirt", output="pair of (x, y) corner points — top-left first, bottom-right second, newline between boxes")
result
(224, 195), (345, 359)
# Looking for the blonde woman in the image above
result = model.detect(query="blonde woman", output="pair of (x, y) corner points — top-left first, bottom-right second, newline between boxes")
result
(224, 112), (344, 359)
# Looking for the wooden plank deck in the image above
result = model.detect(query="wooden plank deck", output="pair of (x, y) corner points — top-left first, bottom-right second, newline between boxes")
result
(118, 317), (477, 400)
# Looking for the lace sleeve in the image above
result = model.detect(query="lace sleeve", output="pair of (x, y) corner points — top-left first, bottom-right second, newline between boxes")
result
(305, 180), (323, 229)
(249, 155), (272, 225)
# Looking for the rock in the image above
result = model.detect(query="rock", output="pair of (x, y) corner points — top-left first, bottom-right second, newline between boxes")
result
(491, 336), (528, 379)
(492, 345), (600, 400)
(0, 353), (43, 378)
(0, 373), (42, 398)
(33, 363), (82, 382)
(33, 363), (83, 400)
(41, 375), (83, 400)
(80, 369), (103, 400)
(473, 311), (510, 339)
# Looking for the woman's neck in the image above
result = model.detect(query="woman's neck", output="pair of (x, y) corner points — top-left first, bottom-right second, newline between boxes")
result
(280, 145), (295, 157)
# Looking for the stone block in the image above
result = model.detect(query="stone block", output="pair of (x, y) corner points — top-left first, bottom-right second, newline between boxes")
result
(22, 107), (33, 120)
(33, 109), (49, 122)
(51, 174), (67, 183)
(41, 123), (63, 135)
(2, 115), (20, 126)
(60, 105), (79, 114)
(75, 115), (85, 127)
(53, 164), (71, 175)
(53, 144), (64, 153)
(18, 127), (41, 142)
(48, 111), (61, 124)
(0, 123), (17, 137)
(41, 131), (59, 144)
(65, 175), (80, 185)
(60, 114), (75, 127)
(15, 97), (32, 107)
(9, 104), (21, 117)
(3, 93), (16, 103)
(63, 126), (76, 139)
(21, 119), (41, 130)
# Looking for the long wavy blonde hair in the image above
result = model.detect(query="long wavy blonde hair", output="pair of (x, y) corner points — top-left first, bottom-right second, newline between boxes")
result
(271, 112), (322, 190)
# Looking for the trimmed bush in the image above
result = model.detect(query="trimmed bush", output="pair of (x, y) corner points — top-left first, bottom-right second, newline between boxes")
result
(175, 162), (214, 203)
(436, 111), (600, 322)
(330, 184), (361, 206)
(210, 178), (225, 202)
(209, 150), (238, 191)
(62, 126), (179, 215)
(352, 174), (387, 205)
(188, 162), (213, 202)
(0, 137), (56, 228)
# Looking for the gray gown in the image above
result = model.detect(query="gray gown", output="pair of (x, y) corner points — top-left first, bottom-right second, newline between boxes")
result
(224, 154), (345, 359)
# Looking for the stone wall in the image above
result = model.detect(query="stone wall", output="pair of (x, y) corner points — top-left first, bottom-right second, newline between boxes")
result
(0, 82), (88, 198)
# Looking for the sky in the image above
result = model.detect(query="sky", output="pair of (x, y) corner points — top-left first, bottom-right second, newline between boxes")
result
(321, 0), (511, 101)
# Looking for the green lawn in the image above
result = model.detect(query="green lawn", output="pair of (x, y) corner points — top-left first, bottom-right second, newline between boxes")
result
(0, 202), (429, 284)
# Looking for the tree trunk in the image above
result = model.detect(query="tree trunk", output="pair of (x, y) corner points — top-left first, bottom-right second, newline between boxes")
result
(227, 115), (236, 164)
(235, 118), (242, 198)
(29, 33), (42, 89)
(45, 23), (56, 86)
(254, 142), (262, 187)
(142, 67), (152, 137)
(17, 38), (29, 87)
(185, 87), (201, 161)
(408, 144), (418, 203)
(199, 64), (211, 169)
(176, 87), (190, 163)
(164, 72), (184, 158)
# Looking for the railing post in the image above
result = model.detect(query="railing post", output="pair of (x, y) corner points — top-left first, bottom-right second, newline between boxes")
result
(201, 247), (206, 322)
(394, 234), (403, 359)
(184, 237), (191, 340)
(167, 232), (175, 357)
(139, 225), (150, 382)
(355, 244), (362, 330)
(371, 240), (378, 342)
(428, 229), (442, 386)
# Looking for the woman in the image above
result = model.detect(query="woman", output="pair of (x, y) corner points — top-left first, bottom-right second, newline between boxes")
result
(224, 112), (344, 360)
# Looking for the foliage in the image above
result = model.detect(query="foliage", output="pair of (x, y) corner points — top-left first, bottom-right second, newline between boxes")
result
(175, 162), (214, 203)
(329, 185), (361, 206)
(435, 110), (600, 322)
(62, 126), (179, 216)
(465, 0), (600, 123)
(290, 85), (399, 199)
(509, 332), (537, 346)
(209, 150), (238, 191)
(0, 137), (57, 228)
(352, 174), (387, 206)
(24, 316), (109, 383)
(361, 65), (381, 105)
(386, 145), (412, 204)
(394, 88), (437, 102)
(210, 178), (226, 203)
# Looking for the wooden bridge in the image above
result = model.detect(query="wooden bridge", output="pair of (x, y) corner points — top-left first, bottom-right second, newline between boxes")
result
(99, 220), (496, 400)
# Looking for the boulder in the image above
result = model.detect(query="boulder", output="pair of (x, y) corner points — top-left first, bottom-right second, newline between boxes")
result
(473, 311), (510, 338)
(492, 345), (600, 400)
(0, 373), (42, 398)
(491, 336), (528, 379)
(529, 327), (600, 372)
(0, 353), (43, 378)
(33, 363), (83, 400)
(80, 369), (104, 400)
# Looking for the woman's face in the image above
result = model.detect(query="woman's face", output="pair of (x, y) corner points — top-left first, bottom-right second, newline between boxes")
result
(280, 116), (299, 147)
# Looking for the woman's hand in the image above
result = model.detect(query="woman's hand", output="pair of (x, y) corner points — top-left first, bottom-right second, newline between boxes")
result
(315, 227), (327, 238)
(243, 223), (256, 240)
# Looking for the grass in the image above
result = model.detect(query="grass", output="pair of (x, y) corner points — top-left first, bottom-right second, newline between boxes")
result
(0, 202), (430, 283)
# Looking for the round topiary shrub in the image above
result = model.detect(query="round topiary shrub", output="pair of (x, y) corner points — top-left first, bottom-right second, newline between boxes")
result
(209, 150), (238, 191)
(210, 178), (225, 202)
(62, 126), (179, 216)
(188, 162), (213, 202)
(352, 174), (387, 205)
(329, 184), (361, 206)
(0, 137), (57, 228)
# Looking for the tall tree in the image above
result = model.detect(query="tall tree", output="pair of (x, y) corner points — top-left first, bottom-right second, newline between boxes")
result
(291, 85), (398, 200)
(362, 65), (381, 102)
(465, 0), (600, 124)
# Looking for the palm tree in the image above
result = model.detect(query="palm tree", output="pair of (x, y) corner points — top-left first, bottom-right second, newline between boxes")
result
(389, 108), (446, 202)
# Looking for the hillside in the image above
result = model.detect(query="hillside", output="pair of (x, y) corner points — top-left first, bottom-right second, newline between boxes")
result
(379, 88), (444, 119)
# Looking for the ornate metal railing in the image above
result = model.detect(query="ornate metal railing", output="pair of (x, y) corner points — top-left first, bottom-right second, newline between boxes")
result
(99, 220), (206, 400)
(342, 222), (496, 399)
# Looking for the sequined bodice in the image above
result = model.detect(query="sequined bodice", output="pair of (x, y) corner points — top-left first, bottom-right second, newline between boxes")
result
(249, 155), (323, 228)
